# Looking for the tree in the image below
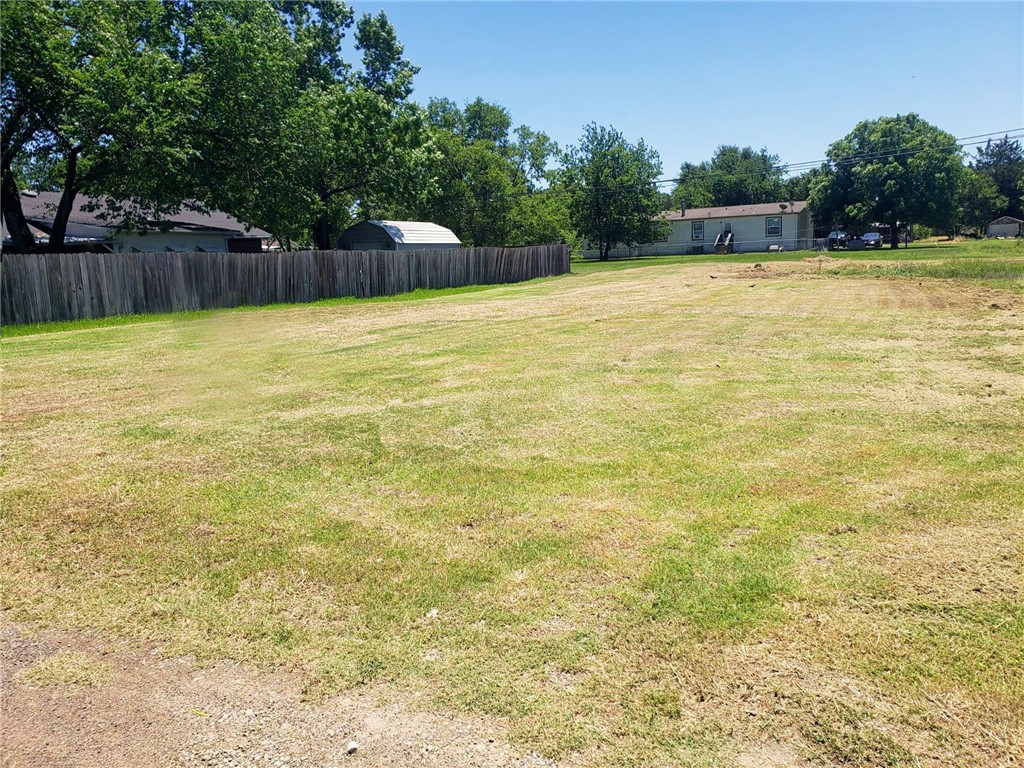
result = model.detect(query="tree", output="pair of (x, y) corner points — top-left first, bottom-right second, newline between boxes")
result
(2, 0), (427, 251)
(508, 189), (572, 248)
(971, 136), (1024, 220)
(670, 162), (713, 210)
(186, 0), (307, 243)
(192, 2), (424, 248)
(410, 98), (566, 247)
(809, 114), (964, 248)
(355, 11), (419, 103)
(563, 124), (668, 260)
(952, 168), (1007, 236)
(416, 99), (518, 246)
(781, 166), (824, 202)
(1, 0), (200, 252)
(280, 85), (432, 249)
(670, 146), (784, 209)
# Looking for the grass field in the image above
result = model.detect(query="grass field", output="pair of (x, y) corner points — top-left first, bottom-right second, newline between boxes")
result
(2, 242), (1023, 766)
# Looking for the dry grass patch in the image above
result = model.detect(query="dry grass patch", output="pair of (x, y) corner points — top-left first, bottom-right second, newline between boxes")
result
(22, 650), (113, 689)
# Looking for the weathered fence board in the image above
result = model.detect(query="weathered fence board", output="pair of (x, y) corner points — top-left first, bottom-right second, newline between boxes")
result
(1, 244), (569, 325)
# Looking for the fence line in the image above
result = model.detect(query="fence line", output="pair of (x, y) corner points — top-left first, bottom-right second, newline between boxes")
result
(1, 244), (570, 325)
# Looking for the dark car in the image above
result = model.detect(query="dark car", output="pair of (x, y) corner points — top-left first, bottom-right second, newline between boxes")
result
(861, 232), (883, 249)
(827, 230), (848, 250)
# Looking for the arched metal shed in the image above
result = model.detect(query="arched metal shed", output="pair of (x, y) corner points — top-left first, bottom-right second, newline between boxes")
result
(339, 220), (462, 251)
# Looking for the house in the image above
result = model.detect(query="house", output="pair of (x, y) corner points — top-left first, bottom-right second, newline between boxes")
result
(582, 201), (814, 258)
(339, 220), (461, 251)
(987, 216), (1023, 238)
(2, 190), (269, 253)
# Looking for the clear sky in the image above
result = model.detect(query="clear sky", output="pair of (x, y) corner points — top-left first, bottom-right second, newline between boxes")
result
(349, 1), (1024, 181)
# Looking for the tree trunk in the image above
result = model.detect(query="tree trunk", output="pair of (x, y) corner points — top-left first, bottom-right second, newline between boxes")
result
(600, 243), (609, 261)
(0, 170), (36, 253)
(889, 218), (899, 249)
(313, 214), (333, 250)
(46, 149), (80, 251)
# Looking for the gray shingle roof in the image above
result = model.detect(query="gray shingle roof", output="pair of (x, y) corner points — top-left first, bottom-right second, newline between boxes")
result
(662, 201), (808, 221)
(13, 191), (269, 237)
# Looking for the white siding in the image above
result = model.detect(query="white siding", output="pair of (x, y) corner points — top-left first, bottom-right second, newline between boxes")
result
(583, 211), (814, 259)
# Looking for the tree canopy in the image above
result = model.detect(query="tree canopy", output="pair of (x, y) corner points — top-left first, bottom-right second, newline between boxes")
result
(1, 0), (426, 251)
(952, 168), (1007, 236)
(1, 0), (200, 251)
(669, 146), (784, 210)
(971, 136), (1024, 221)
(563, 124), (667, 260)
(809, 114), (964, 248)
(187, 0), (425, 249)
(407, 98), (569, 248)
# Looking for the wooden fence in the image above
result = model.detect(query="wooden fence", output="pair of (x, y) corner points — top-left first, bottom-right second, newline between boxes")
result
(1, 244), (569, 325)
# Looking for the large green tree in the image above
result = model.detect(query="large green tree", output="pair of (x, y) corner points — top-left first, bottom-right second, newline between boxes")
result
(1, 0), (199, 251)
(670, 146), (784, 209)
(411, 98), (567, 247)
(971, 136), (1024, 220)
(1, 0), (425, 251)
(952, 168), (1007, 236)
(190, 2), (423, 248)
(563, 124), (667, 260)
(809, 114), (964, 248)
(781, 166), (824, 203)
(279, 86), (432, 248)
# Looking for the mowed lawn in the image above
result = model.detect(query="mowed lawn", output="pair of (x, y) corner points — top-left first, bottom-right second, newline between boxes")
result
(2, 246), (1023, 766)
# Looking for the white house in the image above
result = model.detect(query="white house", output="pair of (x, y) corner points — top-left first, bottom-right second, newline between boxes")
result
(583, 201), (815, 258)
(987, 216), (1023, 238)
(339, 220), (462, 251)
(3, 191), (269, 252)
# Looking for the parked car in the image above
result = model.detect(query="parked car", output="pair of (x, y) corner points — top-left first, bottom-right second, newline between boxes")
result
(861, 232), (883, 249)
(827, 230), (848, 250)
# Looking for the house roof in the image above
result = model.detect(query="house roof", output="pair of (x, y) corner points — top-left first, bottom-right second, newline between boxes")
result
(12, 191), (269, 238)
(367, 220), (461, 245)
(661, 201), (808, 221)
(988, 215), (1024, 225)
(0, 219), (50, 244)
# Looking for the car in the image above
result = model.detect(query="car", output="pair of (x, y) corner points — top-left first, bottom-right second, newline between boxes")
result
(861, 232), (883, 248)
(827, 230), (848, 250)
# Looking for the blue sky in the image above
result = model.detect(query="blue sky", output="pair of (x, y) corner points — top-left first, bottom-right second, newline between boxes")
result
(350, 2), (1024, 180)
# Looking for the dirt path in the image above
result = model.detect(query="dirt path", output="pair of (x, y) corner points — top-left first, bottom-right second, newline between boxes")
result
(1, 624), (559, 768)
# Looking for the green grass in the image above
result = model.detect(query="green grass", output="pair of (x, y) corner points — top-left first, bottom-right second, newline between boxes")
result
(573, 236), (1024, 275)
(2, 241), (1022, 766)
(572, 249), (807, 274)
(828, 258), (1024, 293)
(0, 282), (531, 339)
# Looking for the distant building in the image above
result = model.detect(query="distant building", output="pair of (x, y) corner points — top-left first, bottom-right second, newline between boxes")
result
(339, 220), (461, 251)
(1, 191), (269, 253)
(582, 201), (814, 258)
(987, 216), (1024, 238)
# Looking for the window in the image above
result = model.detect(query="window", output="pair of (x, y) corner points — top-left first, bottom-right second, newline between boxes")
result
(766, 216), (782, 237)
(691, 221), (704, 241)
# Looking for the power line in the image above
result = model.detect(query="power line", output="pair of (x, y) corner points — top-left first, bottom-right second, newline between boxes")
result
(449, 129), (1024, 212)
(653, 131), (1024, 190)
